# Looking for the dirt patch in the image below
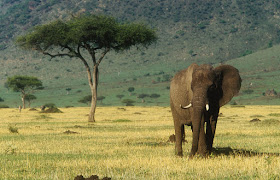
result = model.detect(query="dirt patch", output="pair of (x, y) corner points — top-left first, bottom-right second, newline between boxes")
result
(250, 118), (261, 122)
(63, 130), (78, 134)
(41, 107), (63, 113)
(74, 175), (111, 180)
(29, 108), (38, 111)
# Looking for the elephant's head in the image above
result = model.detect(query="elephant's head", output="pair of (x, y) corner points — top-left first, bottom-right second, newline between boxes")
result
(181, 64), (241, 112)
(181, 64), (241, 156)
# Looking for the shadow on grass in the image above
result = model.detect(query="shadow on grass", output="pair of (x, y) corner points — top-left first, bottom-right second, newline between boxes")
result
(212, 147), (280, 157)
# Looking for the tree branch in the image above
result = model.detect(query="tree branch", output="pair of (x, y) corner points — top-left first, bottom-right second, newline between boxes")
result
(42, 51), (75, 59)
(76, 46), (94, 87)
(96, 47), (110, 66)
(34, 46), (76, 59)
(83, 43), (96, 65)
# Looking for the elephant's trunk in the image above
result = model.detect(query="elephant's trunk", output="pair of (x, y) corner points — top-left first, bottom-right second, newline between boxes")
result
(190, 91), (208, 157)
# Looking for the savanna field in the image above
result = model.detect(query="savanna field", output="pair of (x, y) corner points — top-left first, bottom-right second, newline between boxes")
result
(1, 106), (280, 179)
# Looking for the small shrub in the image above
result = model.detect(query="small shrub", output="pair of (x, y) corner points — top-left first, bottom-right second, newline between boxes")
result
(0, 104), (9, 108)
(5, 144), (17, 154)
(241, 50), (253, 57)
(43, 103), (56, 108)
(122, 99), (135, 106)
(113, 119), (132, 123)
(79, 95), (92, 105)
(243, 89), (254, 94)
(41, 107), (63, 113)
(250, 115), (264, 118)
(230, 101), (238, 105)
(8, 125), (18, 133)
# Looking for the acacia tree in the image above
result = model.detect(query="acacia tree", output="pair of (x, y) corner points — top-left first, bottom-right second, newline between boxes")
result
(16, 15), (157, 122)
(6, 76), (43, 109)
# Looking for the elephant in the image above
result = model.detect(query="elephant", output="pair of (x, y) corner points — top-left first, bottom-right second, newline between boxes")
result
(170, 63), (241, 157)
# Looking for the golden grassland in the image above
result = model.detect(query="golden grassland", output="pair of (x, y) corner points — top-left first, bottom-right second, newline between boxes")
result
(1, 106), (280, 179)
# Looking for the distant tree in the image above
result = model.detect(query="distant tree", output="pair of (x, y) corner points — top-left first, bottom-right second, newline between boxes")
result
(25, 94), (37, 108)
(128, 87), (135, 96)
(162, 74), (172, 82)
(0, 97), (4, 102)
(78, 95), (92, 106)
(122, 99), (135, 106)
(137, 93), (149, 103)
(150, 93), (160, 104)
(97, 96), (105, 104)
(116, 94), (124, 100)
(16, 15), (157, 122)
(150, 93), (160, 99)
(157, 77), (161, 83)
(65, 88), (72, 95)
(6, 76), (43, 109)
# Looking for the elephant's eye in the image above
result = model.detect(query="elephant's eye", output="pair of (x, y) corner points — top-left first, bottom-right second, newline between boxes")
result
(209, 84), (216, 89)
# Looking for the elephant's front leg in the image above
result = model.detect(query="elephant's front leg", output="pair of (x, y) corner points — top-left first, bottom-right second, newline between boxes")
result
(197, 116), (207, 156)
(206, 113), (218, 152)
(174, 122), (184, 156)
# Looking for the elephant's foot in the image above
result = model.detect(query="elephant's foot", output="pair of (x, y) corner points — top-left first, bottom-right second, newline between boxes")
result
(175, 150), (183, 157)
(176, 153), (183, 157)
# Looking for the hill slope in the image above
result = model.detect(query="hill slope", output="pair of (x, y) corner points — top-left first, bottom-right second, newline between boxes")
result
(1, 0), (280, 107)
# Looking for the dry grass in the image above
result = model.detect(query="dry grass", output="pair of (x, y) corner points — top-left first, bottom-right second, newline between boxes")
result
(1, 106), (280, 179)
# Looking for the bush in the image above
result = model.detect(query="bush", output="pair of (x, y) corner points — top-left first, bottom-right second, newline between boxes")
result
(122, 99), (135, 106)
(43, 103), (56, 108)
(41, 107), (63, 113)
(0, 104), (9, 108)
(8, 125), (18, 133)
(243, 89), (254, 94)
(241, 50), (253, 57)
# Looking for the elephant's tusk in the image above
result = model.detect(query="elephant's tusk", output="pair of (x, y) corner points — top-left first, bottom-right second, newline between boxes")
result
(180, 103), (192, 109)
(206, 104), (209, 111)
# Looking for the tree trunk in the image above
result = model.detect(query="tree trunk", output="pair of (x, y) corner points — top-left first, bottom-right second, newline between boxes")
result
(88, 65), (98, 122)
(21, 94), (26, 109)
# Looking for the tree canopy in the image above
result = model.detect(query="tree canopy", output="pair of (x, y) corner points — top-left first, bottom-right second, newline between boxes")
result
(16, 15), (157, 55)
(6, 76), (43, 92)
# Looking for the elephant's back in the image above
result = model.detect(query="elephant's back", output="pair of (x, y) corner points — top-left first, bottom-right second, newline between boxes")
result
(170, 63), (198, 124)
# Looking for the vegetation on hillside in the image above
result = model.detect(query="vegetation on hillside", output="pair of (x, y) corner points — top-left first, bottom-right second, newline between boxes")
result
(1, 0), (280, 107)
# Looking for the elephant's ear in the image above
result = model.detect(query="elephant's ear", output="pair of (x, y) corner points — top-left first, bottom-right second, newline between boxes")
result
(214, 65), (242, 107)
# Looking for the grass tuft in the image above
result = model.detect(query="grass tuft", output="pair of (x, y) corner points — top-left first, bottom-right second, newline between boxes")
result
(113, 119), (132, 123)
(8, 124), (18, 133)
(268, 113), (280, 117)
(261, 119), (280, 125)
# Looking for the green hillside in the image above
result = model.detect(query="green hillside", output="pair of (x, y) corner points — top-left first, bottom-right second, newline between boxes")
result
(1, 0), (280, 107)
